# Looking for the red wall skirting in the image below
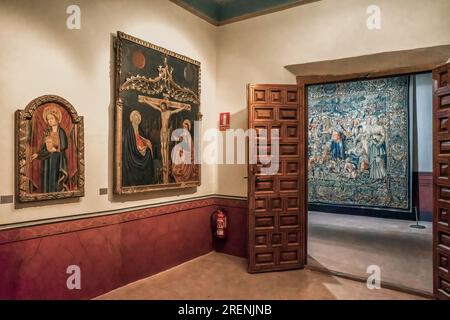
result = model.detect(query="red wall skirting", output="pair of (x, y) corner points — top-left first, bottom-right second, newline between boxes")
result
(0, 196), (247, 300)
(413, 172), (432, 216)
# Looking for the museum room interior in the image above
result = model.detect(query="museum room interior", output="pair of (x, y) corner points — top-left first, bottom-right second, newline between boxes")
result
(1, 0), (450, 301)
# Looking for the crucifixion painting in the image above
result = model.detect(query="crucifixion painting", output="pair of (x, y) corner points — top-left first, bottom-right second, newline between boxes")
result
(114, 31), (201, 194)
(138, 95), (191, 184)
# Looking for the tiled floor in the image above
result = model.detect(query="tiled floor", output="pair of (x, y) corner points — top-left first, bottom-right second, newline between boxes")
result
(308, 211), (432, 294)
(96, 252), (424, 300)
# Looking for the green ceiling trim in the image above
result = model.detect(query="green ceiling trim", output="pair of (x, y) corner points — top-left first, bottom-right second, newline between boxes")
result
(220, 0), (302, 21)
(178, 0), (221, 22)
(171, 0), (318, 25)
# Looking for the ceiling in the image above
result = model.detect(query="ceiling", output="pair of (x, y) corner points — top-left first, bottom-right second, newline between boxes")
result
(171, 0), (319, 25)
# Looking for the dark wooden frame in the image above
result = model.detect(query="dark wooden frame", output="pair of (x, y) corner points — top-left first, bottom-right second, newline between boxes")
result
(15, 95), (85, 203)
(114, 31), (202, 195)
(432, 63), (450, 300)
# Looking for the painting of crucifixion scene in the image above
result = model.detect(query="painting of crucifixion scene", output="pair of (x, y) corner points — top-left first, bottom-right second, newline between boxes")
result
(114, 32), (201, 194)
(307, 75), (411, 210)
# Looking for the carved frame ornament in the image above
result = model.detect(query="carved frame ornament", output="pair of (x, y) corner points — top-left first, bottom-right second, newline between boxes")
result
(15, 95), (85, 202)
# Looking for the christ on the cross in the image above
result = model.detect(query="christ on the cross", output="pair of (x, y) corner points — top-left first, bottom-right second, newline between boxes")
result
(138, 95), (191, 184)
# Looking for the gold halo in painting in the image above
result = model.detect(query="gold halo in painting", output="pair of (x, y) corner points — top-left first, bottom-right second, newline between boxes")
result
(42, 104), (62, 124)
(182, 119), (191, 131)
(129, 110), (142, 124)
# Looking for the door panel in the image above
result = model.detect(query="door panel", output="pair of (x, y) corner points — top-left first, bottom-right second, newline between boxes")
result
(248, 84), (306, 273)
(433, 63), (450, 299)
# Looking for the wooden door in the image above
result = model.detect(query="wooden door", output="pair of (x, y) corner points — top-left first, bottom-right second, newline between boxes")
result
(247, 84), (307, 273)
(433, 63), (450, 300)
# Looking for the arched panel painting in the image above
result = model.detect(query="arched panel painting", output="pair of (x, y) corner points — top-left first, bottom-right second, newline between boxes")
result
(15, 95), (85, 202)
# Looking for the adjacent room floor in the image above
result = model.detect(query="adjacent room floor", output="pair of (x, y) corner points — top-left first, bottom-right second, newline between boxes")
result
(97, 252), (423, 300)
(308, 211), (433, 295)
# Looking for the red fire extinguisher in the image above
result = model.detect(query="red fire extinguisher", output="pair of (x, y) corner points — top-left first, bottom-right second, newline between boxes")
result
(211, 209), (228, 239)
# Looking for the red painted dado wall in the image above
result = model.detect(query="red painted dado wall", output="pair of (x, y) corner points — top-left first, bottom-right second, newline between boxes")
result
(413, 172), (432, 218)
(0, 197), (247, 300)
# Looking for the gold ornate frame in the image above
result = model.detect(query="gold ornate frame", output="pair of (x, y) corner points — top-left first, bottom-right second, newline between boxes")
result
(15, 95), (85, 202)
(114, 31), (202, 195)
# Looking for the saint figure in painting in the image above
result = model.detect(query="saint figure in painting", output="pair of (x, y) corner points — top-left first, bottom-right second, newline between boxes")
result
(122, 110), (155, 186)
(172, 119), (196, 183)
(31, 106), (69, 193)
(138, 95), (191, 184)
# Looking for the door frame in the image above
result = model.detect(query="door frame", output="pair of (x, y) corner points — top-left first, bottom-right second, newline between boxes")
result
(297, 64), (436, 296)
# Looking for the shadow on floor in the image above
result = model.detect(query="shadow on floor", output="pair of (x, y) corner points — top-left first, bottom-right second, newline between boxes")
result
(96, 252), (425, 300)
(308, 211), (433, 295)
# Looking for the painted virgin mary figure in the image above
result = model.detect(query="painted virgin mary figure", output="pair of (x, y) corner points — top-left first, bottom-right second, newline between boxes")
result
(122, 110), (155, 186)
(31, 105), (69, 193)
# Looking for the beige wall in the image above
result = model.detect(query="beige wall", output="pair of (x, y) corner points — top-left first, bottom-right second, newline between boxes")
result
(1, 0), (450, 226)
(0, 0), (218, 226)
(216, 0), (450, 196)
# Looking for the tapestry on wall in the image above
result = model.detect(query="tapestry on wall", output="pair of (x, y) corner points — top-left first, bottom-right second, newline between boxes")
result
(308, 75), (410, 210)
(114, 32), (201, 195)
